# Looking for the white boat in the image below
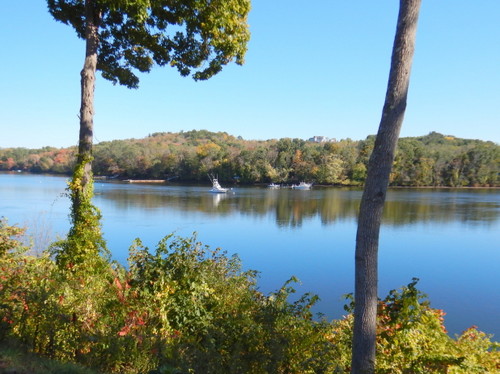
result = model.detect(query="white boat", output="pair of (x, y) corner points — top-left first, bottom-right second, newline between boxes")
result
(267, 183), (281, 189)
(208, 174), (229, 193)
(291, 182), (312, 190)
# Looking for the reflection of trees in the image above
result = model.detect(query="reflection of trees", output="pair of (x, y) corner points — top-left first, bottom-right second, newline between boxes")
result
(97, 184), (499, 228)
(273, 189), (361, 228)
(383, 189), (500, 226)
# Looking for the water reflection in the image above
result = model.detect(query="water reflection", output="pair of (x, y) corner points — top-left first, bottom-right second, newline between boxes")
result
(2, 174), (499, 337)
(96, 183), (500, 228)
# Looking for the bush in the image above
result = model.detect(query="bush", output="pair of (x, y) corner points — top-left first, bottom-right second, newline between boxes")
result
(328, 279), (499, 373)
(1, 231), (337, 373)
(1, 222), (498, 373)
(124, 235), (337, 373)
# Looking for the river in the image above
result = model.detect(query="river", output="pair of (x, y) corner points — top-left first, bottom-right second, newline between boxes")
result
(1, 172), (499, 338)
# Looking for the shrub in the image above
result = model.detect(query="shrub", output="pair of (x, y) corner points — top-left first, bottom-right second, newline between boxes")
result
(1, 224), (498, 373)
(328, 279), (499, 373)
(124, 235), (337, 373)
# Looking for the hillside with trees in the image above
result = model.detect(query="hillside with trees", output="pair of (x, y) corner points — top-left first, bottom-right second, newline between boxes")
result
(0, 131), (498, 187)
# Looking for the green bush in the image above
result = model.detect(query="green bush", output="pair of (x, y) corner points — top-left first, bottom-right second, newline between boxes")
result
(1, 220), (498, 373)
(1, 230), (337, 373)
(124, 235), (337, 373)
(0, 217), (27, 256)
(328, 279), (499, 373)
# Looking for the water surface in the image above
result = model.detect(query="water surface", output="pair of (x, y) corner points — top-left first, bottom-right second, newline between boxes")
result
(1, 172), (499, 338)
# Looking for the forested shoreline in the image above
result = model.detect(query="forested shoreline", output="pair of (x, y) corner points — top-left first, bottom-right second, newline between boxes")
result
(1, 130), (498, 187)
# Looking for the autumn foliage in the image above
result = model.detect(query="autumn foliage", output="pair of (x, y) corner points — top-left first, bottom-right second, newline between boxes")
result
(1, 131), (498, 187)
(0, 219), (498, 373)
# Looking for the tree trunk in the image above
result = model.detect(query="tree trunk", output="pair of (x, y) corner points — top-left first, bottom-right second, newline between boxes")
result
(56, 0), (107, 269)
(73, 0), (100, 212)
(351, 1), (421, 373)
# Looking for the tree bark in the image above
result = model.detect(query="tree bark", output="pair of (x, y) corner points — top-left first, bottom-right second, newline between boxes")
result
(53, 0), (107, 271)
(351, 1), (421, 373)
(74, 0), (100, 210)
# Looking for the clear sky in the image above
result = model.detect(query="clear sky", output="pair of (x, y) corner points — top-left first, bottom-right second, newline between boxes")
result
(1, 1), (499, 149)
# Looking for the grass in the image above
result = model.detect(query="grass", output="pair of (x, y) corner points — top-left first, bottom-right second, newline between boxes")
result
(0, 340), (98, 374)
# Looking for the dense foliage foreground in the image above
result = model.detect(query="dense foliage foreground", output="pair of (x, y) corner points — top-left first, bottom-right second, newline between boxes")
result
(1, 219), (498, 373)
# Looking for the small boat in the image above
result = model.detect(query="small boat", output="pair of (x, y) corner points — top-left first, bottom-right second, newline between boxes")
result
(123, 179), (166, 183)
(291, 182), (312, 190)
(267, 183), (281, 189)
(208, 174), (229, 193)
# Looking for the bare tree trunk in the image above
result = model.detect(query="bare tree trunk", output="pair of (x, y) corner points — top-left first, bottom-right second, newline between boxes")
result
(351, 1), (421, 373)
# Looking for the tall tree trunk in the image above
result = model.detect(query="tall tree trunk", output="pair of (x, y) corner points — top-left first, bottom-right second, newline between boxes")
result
(56, 0), (107, 269)
(75, 0), (99, 208)
(351, 1), (421, 373)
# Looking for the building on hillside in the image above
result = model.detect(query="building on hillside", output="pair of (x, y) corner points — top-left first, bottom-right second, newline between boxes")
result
(308, 136), (336, 143)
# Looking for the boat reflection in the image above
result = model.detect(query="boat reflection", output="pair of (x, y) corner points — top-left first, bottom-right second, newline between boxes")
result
(96, 184), (500, 228)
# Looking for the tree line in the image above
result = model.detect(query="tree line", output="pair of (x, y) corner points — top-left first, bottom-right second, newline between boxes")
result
(1, 130), (498, 187)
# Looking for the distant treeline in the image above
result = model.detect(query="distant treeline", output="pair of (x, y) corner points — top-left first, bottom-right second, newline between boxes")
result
(1, 130), (498, 187)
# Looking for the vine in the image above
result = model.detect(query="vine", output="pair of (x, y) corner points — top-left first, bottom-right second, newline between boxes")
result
(51, 154), (109, 273)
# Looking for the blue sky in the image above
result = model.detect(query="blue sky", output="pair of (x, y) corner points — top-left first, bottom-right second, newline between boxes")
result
(1, 1), (499, 149)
